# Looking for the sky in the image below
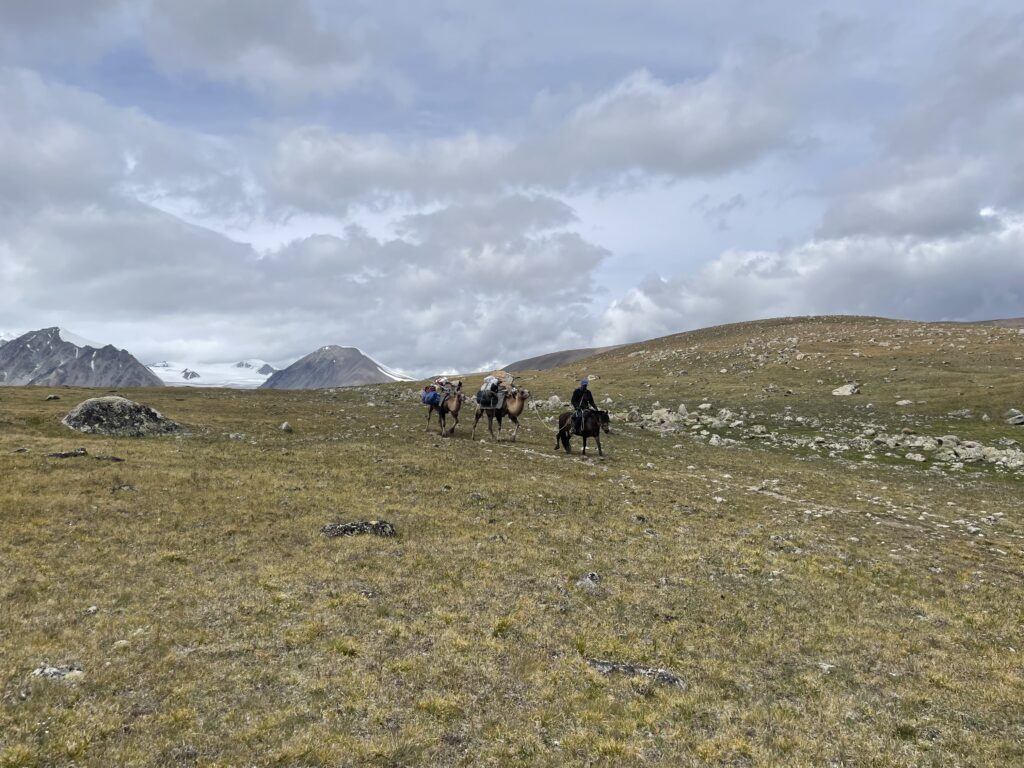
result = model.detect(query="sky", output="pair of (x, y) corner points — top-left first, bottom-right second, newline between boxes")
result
(1, 1), (1022, 375)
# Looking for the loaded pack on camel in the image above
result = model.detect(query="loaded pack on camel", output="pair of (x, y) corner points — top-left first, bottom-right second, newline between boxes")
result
(423, 377), (464, 436)
(472, 371), (530, 441)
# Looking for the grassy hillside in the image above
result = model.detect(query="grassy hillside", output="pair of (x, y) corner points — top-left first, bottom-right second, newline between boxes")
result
(1, 316), (1022, 766)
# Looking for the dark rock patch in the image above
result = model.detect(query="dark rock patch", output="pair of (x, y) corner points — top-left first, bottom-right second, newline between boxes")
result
(62, 396), (183, 437)
(586, 658), (687, 688)
(47, 448), (88, 459)
(321, 520), (397, 538)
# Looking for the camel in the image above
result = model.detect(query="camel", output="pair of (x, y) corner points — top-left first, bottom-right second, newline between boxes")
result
(472, 387), (531, 441)
(426, 381), (465, 436)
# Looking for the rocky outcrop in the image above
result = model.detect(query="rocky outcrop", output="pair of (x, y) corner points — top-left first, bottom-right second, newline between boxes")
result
(62, 396), (183, 437)
(0, 328), (161, 387)
(261, 346), (407, 390)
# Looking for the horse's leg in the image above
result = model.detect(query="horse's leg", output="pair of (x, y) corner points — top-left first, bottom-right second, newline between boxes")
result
(554, 423), (562, 451)
(582, 435), (588, 456)
(596, 434), (603, 457)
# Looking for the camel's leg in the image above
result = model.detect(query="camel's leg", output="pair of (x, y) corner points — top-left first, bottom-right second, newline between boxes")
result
(472, 410), (482, 439)
(438, 412), (447, 436)
(490, 414), (499, 441)
(426, 407), (433, 431)
(448, 413), (458, 435)
(509, 416), (519, 442)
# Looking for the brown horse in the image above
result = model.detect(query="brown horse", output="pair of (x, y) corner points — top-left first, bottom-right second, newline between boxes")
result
(426, 382), (465, 436)
(556, 409), (610, 456)
(472, 387), (531, 441)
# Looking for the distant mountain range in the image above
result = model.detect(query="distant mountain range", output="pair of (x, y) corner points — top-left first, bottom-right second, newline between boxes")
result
(0, 328), (162, 387)
(261, 345), (411, 389)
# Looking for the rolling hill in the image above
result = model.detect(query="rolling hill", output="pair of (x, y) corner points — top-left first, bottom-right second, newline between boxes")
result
(1, 314), (1021, 766)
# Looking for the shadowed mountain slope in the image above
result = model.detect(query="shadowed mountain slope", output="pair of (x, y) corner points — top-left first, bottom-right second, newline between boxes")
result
(261, 345), (409, 389)
(0, 327), (162, 387)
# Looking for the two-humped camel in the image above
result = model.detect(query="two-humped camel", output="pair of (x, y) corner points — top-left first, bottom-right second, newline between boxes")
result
(426, 381), (464, 436)
(472, 387), (531, 441)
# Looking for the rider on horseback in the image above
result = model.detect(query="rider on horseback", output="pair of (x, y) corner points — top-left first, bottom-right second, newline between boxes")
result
(570, 378), (596, 434)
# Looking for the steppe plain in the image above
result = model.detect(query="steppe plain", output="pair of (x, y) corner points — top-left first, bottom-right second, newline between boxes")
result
(1, 316), (1022, 767)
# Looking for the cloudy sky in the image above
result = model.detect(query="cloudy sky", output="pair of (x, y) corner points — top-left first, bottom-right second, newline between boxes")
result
(1, 1), (1022, 374)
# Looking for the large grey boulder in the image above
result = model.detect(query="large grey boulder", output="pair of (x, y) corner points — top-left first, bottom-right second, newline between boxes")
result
(62, 396), (183, 437)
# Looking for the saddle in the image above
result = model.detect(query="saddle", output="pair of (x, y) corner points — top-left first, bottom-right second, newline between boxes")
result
(572, 407), (594, 435)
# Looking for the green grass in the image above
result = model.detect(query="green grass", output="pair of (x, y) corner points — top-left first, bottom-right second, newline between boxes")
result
(1, 316), (1023, 766)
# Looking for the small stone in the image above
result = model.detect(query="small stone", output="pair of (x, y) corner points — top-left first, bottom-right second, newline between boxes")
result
(896, 399), (913, 406)
(280, 422), (293, 432)
(832, 383), (860, 396)
(905, 453), (926, 462)
(45, 394), (60, 401)
(31, 663), (83, 683)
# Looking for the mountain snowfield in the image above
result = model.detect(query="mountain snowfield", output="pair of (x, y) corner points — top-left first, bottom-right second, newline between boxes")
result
(147, 359), (278, 389)
(356, 349), (413, 382)
(1, 328), (97, 347)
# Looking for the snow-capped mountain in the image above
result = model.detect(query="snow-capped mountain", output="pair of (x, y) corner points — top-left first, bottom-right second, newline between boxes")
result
(0, 327), (162, 387)
(261, 346), (411, 389)
(146, 359), (278, 389)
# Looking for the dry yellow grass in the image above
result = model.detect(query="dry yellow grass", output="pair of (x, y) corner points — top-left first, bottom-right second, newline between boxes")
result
(1, 316), (1022, 766)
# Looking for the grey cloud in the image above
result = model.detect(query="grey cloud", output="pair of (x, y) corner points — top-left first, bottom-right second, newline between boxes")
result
(267, 56), (808, 213)
(0, 1), (123, 33)
(143, 0), (369, 98)
(821, 13), (1024, 239)
(0, 67), (249, 222)
(596, 214), (1024, 346)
